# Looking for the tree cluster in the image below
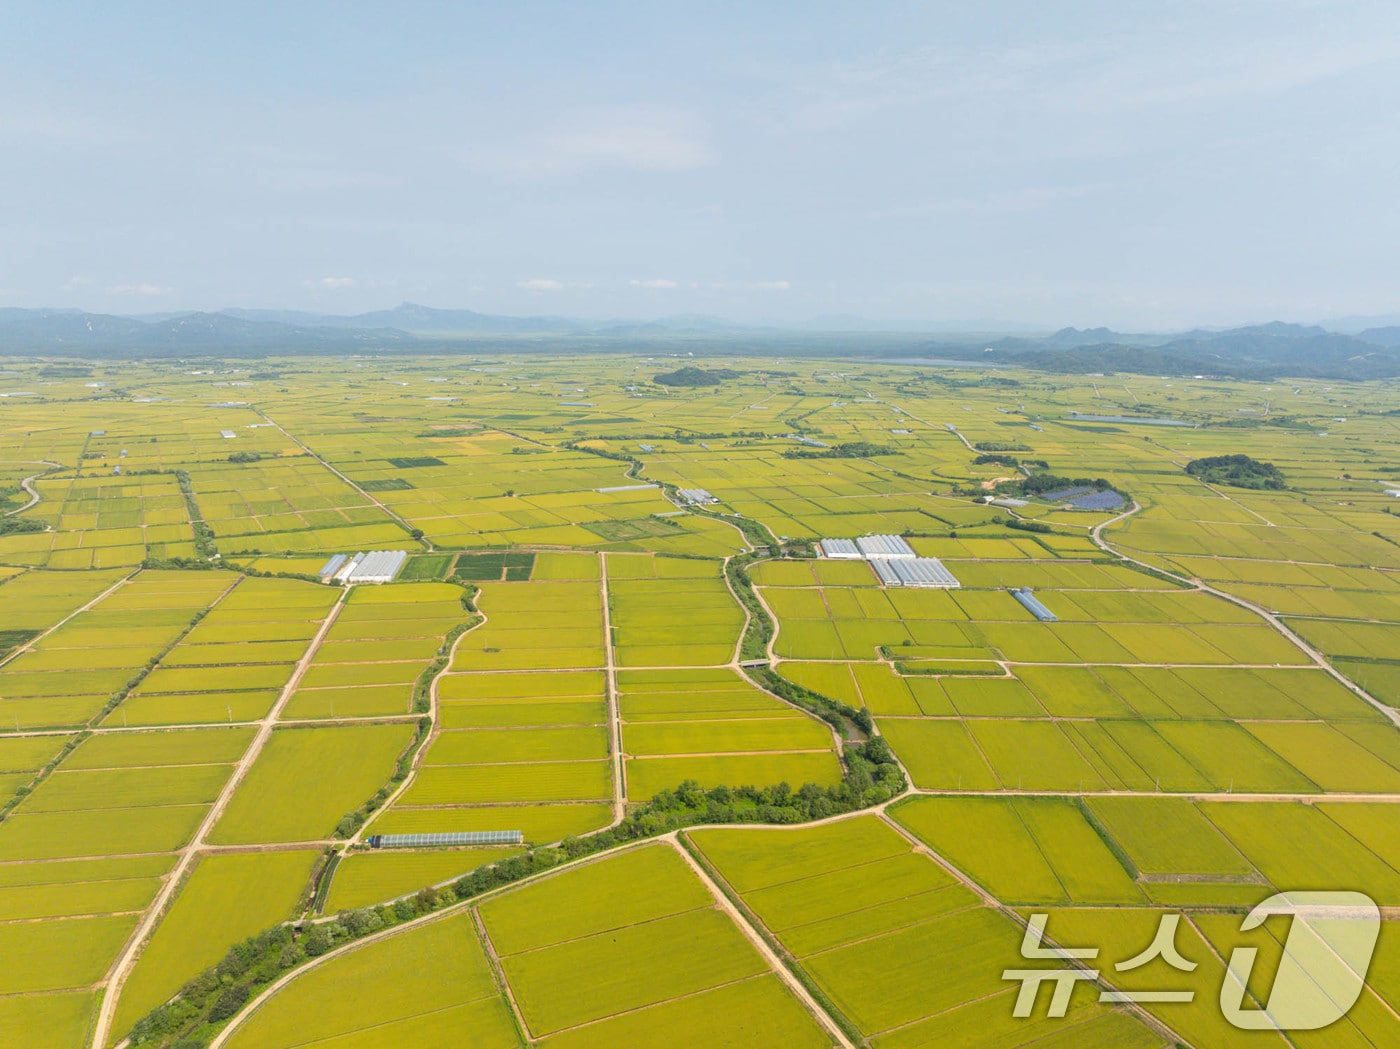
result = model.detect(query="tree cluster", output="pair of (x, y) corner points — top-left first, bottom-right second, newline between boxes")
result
(0, 516), (45, 535)
(783, 441), (899, 460)
(1185, 454), (1286, 490)
(653, 366), (740, 387)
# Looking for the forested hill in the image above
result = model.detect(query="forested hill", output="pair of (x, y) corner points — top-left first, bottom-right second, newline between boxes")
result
(2, 306), (1400, 378)
(954, 323), (1400, 380)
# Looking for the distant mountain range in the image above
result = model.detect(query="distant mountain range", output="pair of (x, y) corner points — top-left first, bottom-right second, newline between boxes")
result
(2, 304), (1399, 378)
(968, 321), (1400, 379)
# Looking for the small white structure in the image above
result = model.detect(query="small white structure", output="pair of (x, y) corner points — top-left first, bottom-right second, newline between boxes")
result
(678, 488), (719, 505)
(869, 557), (961, 588)
(819, 538), (863, 559)
(219, 430), (237, 439)
(856, 534), (916, 559)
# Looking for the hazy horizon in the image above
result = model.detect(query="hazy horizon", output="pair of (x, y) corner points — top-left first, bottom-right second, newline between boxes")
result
(5, 2), (1399, 329)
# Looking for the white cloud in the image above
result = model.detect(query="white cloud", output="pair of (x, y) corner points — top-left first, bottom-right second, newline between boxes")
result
(302, 276), (356, 289)
(107, 283), (172, 296)
(749, 280), (792, 291)
(62, 276), (93, 291)
(470, 106), (713, 177)
(630, 279), (678, 289)
(517, 279), (565, 291)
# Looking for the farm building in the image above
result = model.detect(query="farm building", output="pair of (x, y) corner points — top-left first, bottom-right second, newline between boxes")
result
(331, 553), (364, 583)
(1011, 587), (1057, 621)
(219, 429), (237, 439)
(856, 534), (917, 559)
(819, 538), (863, 559)
(349, 550), (409, 583)
(869, 557), (961, 588)
(323, 550), (409, 584)
(677, 488), (719, 505)
(369, 830), (524, 848)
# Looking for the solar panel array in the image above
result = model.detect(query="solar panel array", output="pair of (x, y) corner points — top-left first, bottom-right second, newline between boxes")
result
(371, 830), (523, 848)
(1067, 489), (1127, 511)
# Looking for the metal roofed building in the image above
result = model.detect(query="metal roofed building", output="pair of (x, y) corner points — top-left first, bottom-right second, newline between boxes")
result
(317, 554), (349, 581)
(332, 552), (365, 583)
(856, 534), (917, 559)
(869, 557), (961, 588)
(677, 488), (719, 505)
(347, 549), (409, 583)
(369, 830), (524, 848)
(1011, 587), (1057, 621)
(819, 538), (863, 559)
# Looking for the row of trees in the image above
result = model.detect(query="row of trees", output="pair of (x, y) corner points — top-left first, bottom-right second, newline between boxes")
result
(128, 746), (904, 1048)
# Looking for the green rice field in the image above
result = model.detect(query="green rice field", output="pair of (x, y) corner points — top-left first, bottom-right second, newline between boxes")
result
(2, 356), (1400, 1049)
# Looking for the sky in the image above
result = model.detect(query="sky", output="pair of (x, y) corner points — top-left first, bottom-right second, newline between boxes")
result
(3, 1), (1400, 330)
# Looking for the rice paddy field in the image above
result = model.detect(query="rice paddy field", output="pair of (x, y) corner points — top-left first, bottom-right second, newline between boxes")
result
(2, 355), (1400, 1048)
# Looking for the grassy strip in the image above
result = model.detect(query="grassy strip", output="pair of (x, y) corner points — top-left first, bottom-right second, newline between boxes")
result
(173, 470), (217, 559)
(0, 731), (89, 822)
(676, 832), (865, 1046)
(309, 851), (341, 916)
(411, 585), (478, 715)
(725, 554), (773, 662)
(726, 554), (873, 735)
(125, 743), (904, 1049)
(332, 716), (431, 840)
(89, 582), (239, 729)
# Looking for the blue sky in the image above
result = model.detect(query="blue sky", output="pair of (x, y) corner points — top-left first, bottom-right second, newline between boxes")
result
(3, 1), (1399, 328)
